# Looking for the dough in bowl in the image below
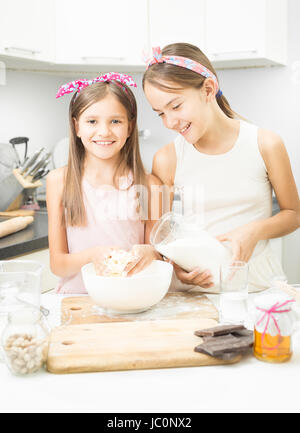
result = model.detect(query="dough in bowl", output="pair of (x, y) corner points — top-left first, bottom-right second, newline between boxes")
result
(93, 249), (138, 277)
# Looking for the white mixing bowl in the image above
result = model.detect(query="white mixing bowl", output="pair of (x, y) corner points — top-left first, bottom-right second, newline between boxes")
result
(81, 260), (173, 314)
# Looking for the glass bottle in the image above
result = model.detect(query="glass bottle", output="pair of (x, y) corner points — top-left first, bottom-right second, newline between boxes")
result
(150, 211), (232, 286)
(0, 282), (24, 362)
(1, 307), (49, 375)
(0, 259), (45, 308)
(253, 293), (296, 363)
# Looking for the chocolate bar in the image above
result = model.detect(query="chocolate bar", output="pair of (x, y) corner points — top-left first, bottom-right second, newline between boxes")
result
(195, 324), (246, 338)
(195, 346), (239, 361)
(194, 324), (254, 360)
(194, 333), (253, 357)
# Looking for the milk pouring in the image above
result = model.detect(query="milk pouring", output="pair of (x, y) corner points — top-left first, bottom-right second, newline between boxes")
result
(150, 213), (232, 286)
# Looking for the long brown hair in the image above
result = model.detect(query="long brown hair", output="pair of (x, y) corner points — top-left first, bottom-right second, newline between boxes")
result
(143, 43), (240, 119)
(63, 81), (146, 227)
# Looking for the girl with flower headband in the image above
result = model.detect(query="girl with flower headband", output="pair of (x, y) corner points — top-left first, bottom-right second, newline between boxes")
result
(143, 43), (300, 293)
(47, 73), (162, 294)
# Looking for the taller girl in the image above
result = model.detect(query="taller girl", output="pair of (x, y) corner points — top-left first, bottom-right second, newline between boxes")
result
(143, 44), (300, 292)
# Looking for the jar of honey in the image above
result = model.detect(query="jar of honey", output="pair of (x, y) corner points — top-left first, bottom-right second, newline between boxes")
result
(254, 294), (296, 363)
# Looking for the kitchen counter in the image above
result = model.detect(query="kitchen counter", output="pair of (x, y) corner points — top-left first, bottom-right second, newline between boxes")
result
(1, 349), (299, 414)
(0, 211), (48, 260)
(0, 293), (299, 414)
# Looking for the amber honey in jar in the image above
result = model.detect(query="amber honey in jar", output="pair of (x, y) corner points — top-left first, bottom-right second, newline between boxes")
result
(253, 294), (295, 363)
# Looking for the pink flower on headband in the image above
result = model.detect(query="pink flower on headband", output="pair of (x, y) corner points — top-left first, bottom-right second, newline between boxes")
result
(56, 72), (137, 99)
(152, 46), (163, 63)
(146, 47), (220, 93)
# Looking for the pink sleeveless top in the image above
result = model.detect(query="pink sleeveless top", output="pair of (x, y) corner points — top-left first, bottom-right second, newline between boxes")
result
(56, 174), (145, 294)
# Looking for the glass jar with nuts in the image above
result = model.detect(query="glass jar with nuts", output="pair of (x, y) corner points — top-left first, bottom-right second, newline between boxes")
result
(1, 307), (49, 375)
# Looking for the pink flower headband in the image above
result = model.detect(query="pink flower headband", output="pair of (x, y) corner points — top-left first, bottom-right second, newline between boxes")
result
(146, 47), (222, 98)
(56, 72), (137, 99)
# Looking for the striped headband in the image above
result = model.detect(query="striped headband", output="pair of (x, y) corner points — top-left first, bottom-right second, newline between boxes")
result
(146, 47), (222, 98)
(56, 72), (137, 99)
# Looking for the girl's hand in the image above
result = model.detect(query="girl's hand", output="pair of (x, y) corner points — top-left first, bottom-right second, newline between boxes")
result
(92, 246), (120, 275)
(126, 245), (162, 276)
(171, 262), (214, 289)
(216, 222), (260, 263)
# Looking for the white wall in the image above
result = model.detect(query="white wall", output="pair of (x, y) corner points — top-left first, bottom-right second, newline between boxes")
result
(0, 72), (69, 154)
(0, 0), (299, 281)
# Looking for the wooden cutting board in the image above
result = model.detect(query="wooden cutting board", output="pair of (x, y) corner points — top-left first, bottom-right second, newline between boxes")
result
(47, 318), (241, 374)
(61, 292), (219, 325)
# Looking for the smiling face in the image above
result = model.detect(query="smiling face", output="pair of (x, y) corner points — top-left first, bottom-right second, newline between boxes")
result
(144, 82), (213, 145)
(74, 92), (132, 162)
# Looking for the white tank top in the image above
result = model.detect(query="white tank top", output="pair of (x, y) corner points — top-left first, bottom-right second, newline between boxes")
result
(172, 119), (284, 293)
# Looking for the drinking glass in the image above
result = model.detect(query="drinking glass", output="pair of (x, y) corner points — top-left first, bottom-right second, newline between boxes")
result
(0, 260), (44, 307)
(219, 261), (249, 324)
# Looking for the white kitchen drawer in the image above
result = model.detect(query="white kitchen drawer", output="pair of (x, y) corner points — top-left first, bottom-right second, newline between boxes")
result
(0, 0), (288, 71)
(149, 0), (206, 51)
(55, 0), (148, 66)
(0, 0), (55, 62)
(206, 0), (287, 68)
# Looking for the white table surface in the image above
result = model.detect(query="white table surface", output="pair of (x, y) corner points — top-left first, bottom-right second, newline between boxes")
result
(0, 293), (299, 414)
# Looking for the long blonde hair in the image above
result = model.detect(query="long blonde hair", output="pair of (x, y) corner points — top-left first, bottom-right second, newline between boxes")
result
(143, 43), (240, 119)
(63, 81), (146, 227)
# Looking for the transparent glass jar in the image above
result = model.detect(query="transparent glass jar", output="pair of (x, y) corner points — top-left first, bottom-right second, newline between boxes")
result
(150, 212), (232, 286)
(1, 307), (49, 375)
(253, 293), (296, 363)
(0, 282), (24, 362)
(0, 260), (44, 308)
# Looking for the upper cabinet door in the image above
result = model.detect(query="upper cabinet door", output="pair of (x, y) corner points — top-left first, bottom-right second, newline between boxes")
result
(0, 0), (55, 61)
(55, 0), (148, 66)
(149, 0), (206, 51)
(206, 0), (265, 56)
(206, 0), (287, 67)
(0, 0), (287, 70)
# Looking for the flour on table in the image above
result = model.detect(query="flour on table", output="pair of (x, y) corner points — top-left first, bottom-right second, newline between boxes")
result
(92, 293), (213, 321)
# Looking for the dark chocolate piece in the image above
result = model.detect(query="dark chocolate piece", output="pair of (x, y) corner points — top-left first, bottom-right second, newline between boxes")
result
(195, 324), (246, 338)
(194, 333), (253, 358)
(194, 346), (239, 361)
(231, 329), (254, 338)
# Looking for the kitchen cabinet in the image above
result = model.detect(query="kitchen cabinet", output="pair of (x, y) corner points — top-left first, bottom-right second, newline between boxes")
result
(0, 0), (288, 71)
(149, 0), (206, 51)
(0, 0), (55, 62)
(55, 0), (148, 67)
(206, 0), (288, 68)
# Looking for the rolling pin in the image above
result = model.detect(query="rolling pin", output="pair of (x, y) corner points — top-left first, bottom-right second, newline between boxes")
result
(0, 216), (34, 239)
(0, 210), (35, 218)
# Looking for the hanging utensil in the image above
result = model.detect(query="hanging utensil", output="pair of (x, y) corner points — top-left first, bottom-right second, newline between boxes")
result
(9, 137), (29, 167)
